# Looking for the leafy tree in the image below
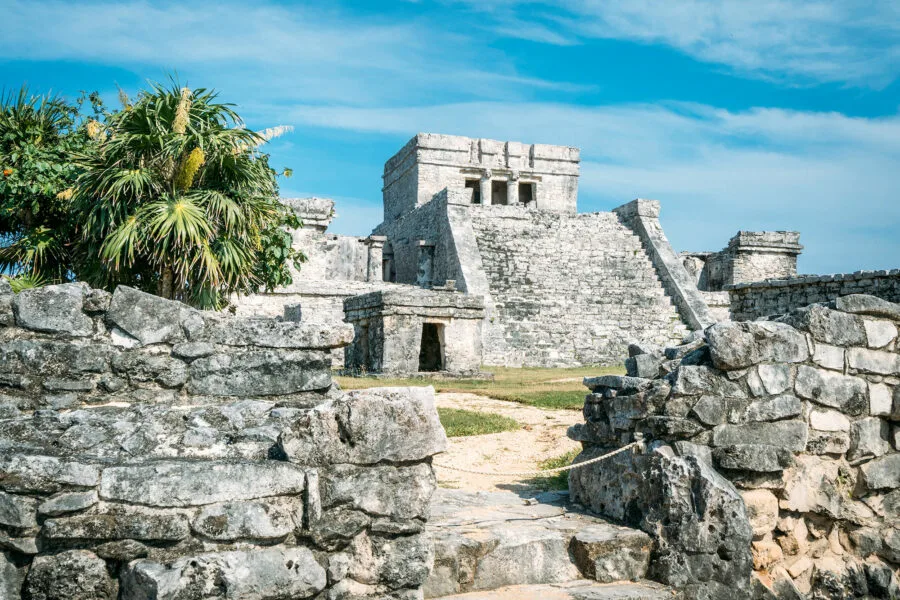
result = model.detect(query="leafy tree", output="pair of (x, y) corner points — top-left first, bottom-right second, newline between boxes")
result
(72, 82), (303, 309)
(0, 88), (102, 282)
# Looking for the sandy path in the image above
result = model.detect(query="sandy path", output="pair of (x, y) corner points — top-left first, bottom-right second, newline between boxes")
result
(433, 392), (583, 493)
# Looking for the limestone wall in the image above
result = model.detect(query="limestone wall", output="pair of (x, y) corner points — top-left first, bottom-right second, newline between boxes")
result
(0, 281), (447, 600)
(728, 270), (900, 321)
(468, 205), (689, 366)
(569, 294), (900, 599)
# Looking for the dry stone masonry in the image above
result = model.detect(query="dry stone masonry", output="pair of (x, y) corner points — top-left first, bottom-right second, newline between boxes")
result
(569, 293), (900, 600)
(0, 281), (448, 599)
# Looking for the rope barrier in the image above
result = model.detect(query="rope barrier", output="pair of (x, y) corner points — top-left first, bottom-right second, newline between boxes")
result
(433, 441), (639, 478)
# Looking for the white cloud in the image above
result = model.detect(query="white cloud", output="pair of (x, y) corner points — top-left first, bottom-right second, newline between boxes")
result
(459, 0), (900, 87)
(283, 100), (900, 273)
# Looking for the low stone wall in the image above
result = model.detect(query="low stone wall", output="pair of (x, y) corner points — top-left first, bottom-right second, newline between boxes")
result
(569, 294), (900, 600)
(728, 270), (900, 321)
(0, 281), (447, 599)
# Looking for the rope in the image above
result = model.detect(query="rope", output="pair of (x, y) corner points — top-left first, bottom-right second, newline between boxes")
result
(433, 441), (639, 478)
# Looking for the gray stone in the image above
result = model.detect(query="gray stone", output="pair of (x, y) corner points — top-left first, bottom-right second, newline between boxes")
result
(865, 560), (900, 600)
(0, 532), (37, 555)
(794, 365), (868, 415)
(106, 285), (192, 345)
(43, 508), (190, 541)
(860, 454), (900, 491)
(0, 552), (22, 600)
(99, 460), (306, 507)
(38, 490), (98, 516)
(625, 354), (663, 379)
(713, 444), (793, 473)
(187, 349), (331, 396)
(639, 416), (705, 439)
(881, 528), (900, 563)
(12, 283), (92, 337)
(812, 342), (844, 370)
(757, 364), (792, 395)
(712, 420), (808, 451)
(82, 288), (112, 313)
(690, 395), (745, 426)
(191, 500), (298, 542)
(848, 347), (900, 376)
(112, 351), (188, 388)
(171, 341), (215, 360)
(94, 539), (148, 562)
(571, 525), (651, 583)
(584, 375), (652, 393)
(787, 304), (867, 346)
(309, 507), (371, 551)
(864, 318), (898, 348)
(836, 294), (900, 320)
(809, 409), (851, 432)
(347, 530), (433, 590)
(0, 491), (36, 529)
(673, 366), (746, 398)
(122, 547), (327, 600)
(706, 322), (758, 369)
(0, 454), (99, 493)
(849, 417), (891, 460)
(327, 552), (350, 583)
(741, 489), (779, 537)
(24, 550), (115, 600)
(806, 430), (851, 454)
(743, 395), (801, 422)
(279, 386), (448, 465)
(320, 463), (435, 520)
(199, 317), (353, 350)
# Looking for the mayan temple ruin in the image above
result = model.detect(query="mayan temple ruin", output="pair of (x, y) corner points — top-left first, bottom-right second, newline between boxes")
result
(1, 133), (898, 600)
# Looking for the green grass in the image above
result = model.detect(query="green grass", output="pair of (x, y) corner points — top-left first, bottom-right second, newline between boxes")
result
(528, 449), (582, 491)
(437, 407), (521, 437)
(336, 365), (624, 411)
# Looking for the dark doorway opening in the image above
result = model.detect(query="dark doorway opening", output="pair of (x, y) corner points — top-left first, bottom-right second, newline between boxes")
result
(491, 180), (508, 205)
(519, 182), (534, 206)
(465, 179), (481, 204)
(418, 323), (444, 372)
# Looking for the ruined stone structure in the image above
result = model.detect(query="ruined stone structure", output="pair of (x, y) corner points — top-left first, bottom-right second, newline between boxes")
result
(569, 294), (900, 599)
(344, 288), (484, 376)
(683, 231), (803, 292)
(0, 281), (447, 599)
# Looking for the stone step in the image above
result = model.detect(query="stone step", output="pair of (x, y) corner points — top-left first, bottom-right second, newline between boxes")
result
(425, 489), (655, 598)
(430, 580), (676, 599)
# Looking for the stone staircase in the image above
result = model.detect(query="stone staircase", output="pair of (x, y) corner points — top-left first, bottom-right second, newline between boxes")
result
(425, 489), (675, 599)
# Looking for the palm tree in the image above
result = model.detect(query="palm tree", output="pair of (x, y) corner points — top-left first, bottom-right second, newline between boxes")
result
(73, 82), (301, 309)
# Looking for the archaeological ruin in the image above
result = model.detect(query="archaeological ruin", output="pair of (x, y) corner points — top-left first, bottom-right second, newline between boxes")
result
(235, 133), (900, 375)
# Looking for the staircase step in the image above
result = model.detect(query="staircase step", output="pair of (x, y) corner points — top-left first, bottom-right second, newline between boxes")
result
(430, 580), (676, 599)
(425, 489), (654, 598)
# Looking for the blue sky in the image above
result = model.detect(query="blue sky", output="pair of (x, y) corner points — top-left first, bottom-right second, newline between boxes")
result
(2, 0), (899, 274)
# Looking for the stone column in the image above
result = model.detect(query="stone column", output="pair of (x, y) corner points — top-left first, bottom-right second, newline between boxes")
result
(480, 170), (492, 206)
(507, 171), (520, 206)
(365, 236), (387, 282)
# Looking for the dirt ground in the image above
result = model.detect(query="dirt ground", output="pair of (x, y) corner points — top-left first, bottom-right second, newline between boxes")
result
(433, 392), (583, 493)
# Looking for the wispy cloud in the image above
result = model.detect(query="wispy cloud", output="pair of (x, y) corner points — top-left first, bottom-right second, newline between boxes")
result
(457, 0), (900, 87)
(283, 100), (900, 273)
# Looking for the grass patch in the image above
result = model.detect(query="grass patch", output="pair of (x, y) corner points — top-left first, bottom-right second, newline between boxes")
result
(335, 365), (624, 411)
(437, 407), (521, 437)
(528, 449), (582, 491)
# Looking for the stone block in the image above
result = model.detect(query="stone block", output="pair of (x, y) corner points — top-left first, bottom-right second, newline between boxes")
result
(0, 454), (99, 494)
(713, 444), (793, 472)
(43, 508), (190, 542)
(781, 456), (843, 515)
(809, 409), (851, 432)
(712, 420), (808, 452)
(706, 322), (758, 369)
(795, 365), (868, 415)
(319, 463), (435, 520)
(757, 363), (792, 395)
(199, 317), (353, 349)
(806, 430), (851, 454)
(37, 490), (98, 517)
(571, 525), (652, 582)
(741, 489), (779, 537)
(170, 341), (215, 360)
(690, 395), (746, 426)
(864, 319), (898, 348)
(187, 349), (331, 396)
(835, 294), (900, 320)
(346, 530), (433, 590)
(0, 491), (36, 530)
(122, 547), (327, 600)
(744, 395), (801, 422)
(787, 304), (867, 346)
(847, 347), (900, 376)
(639, 416), (705, 439)
(99, 460), (306, 507)
(1, 551), (23, 599)
(279, 386), (447, 465)
(191, 500), (298, 542)
(106, 285), (192, 345)
(812, 343), (844, 370)
(625, 353), (663, 379)
(869, 382), (893, 416)
(859, 454), (900, 491)
(112, 351), (188, 388)
(673, 366), (746, 397)
(24, 550), (114, 600)
(848, 417), (891, 460)
(12, 283), (92, 337)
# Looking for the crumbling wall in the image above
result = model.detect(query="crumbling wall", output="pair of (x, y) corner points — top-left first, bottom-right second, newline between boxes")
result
(0, 281), (447, 600)
(728, 270), (900, 321)
(569, 293), (900, 599)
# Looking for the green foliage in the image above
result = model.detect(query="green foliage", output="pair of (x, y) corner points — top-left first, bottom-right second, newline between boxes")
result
(2, 273), (48, 292)
(72, 81), (304, 308)
(437, 407), (521, 437)
(0, 87), (102, 281)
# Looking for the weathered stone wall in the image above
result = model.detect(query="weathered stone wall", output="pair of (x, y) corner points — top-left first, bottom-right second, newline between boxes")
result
(728, 270), (900, 321)
(569, 294), (900, 600)
(0, 281), (447, 600)
(685, 232), (802, 294)
(469, 204), (690, 366)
